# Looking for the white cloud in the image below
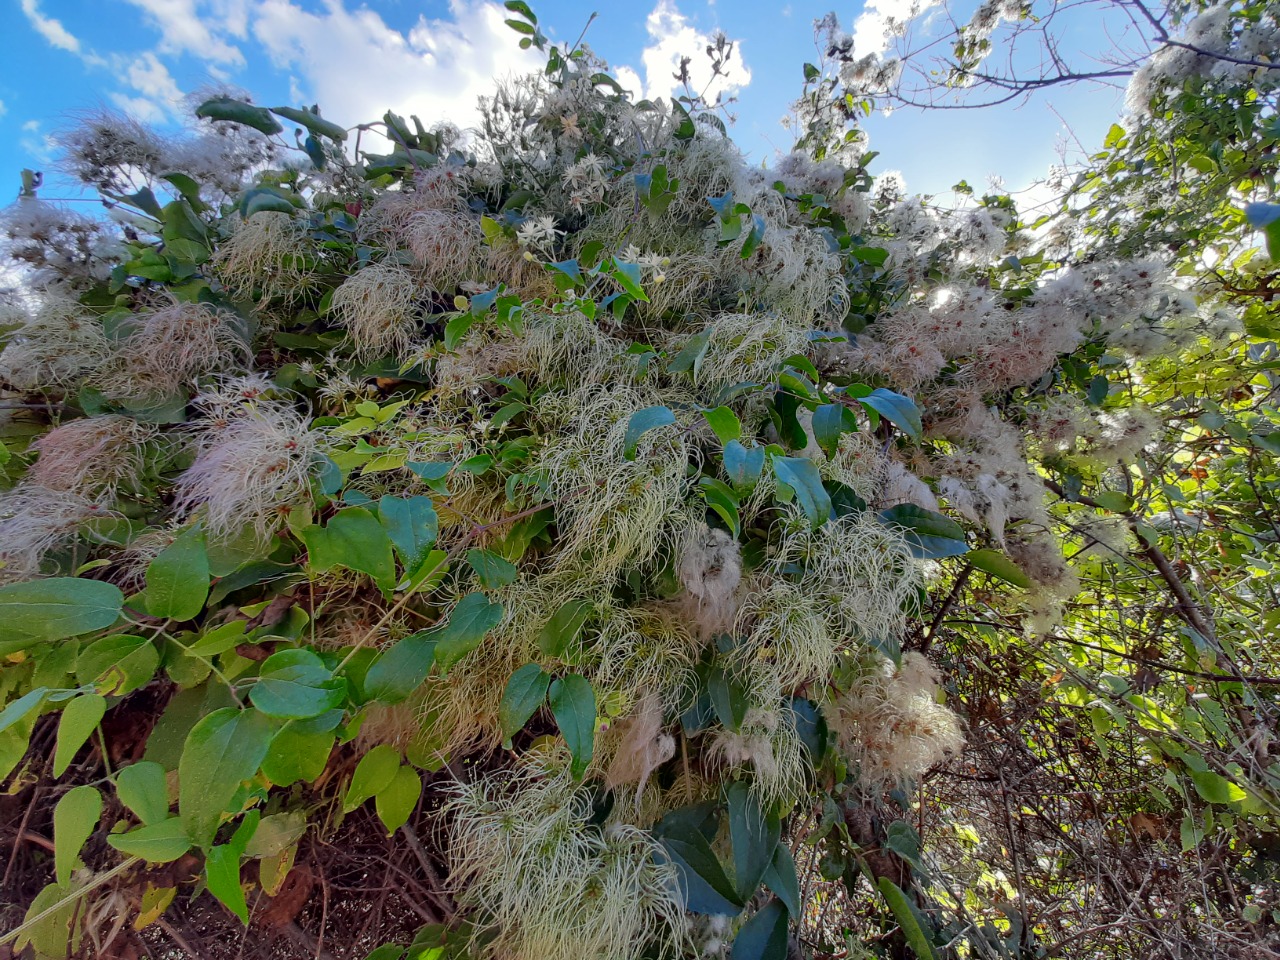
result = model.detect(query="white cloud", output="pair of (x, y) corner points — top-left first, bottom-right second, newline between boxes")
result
(19, 0), (83, 54)
(615, 65), (643, 101)
(0, 99), (7, 119)
(102, 52), (185, 123)
(119, 0), (246, 66)
(850, 0), (943, 58)
(19, 120), (56, 165)
(634, 0), (750, 103)
(249, 0), (543, 133)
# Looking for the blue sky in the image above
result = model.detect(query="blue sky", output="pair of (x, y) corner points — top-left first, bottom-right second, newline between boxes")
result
(0, 0), (1133, 205)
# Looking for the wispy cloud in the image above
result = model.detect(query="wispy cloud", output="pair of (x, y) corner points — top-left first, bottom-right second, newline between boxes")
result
(634, 0), (751, 102)
(19, 0), (85, 55)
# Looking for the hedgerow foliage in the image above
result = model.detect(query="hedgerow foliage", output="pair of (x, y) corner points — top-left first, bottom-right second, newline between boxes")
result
(0, 3), (1277, 959)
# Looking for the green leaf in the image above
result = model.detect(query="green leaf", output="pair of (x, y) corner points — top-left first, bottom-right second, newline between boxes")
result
(537, 600), (593, 658)
(697, 478), (741, 538)
(466, 548), (518, 588)
(0, 578), (123, 652)
(375, 765), (422, 833)
(145, 525), (210, 621)
(727, 781), (781, 901)
(763, 844), (800, 918)
(54, 785), (102, 886)
(179, 708), (278, 848)
(877, 878), (937, 960)
(205, 813), (256, 924)
(723, 440), (765, 492)
(432, 592), (505, 674)
(499, 663), (550, 747)
(0, 687), (49, 735)
(859, 388), (922, 440)
(116, 761), (171, 825)
(261, 721), (335, 786)
(878, 504), (969, 559)
(378, 496), (439, 575)
(967, 549), (1030, 588)
(658, 833), (743, 915)
(362, 632), (437, 704)
(549, 673), (596, 779)
(709, 664), (750, 732)
(196, 97), (284, 135)
(730, 899), (789, 960)
(77, 634), (160, 695)
(772, 456), (832, 528)
(811, 403), (859, 457)
(106, 817), (191, 863)
(249, 649), (346, 719)
(1190, 769), (1248, 805)
(301, 507), (397, 593)
(624, 405), (677, 460)
(270, 105), (347, 141)
(702, 406), (742, 444)
(343, 744), (400, 813)
(611, 260), (650, 302)
(53, 694), (106, 778)
(668, 329), (712, 381)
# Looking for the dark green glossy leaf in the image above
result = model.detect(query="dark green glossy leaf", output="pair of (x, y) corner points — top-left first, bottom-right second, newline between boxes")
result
(499, 663), (550, 748)
(378, 496), (439, 576)
(249, 649), (346, 719)
(623, 405), (676, 460)
(549, 673), (595, 779)
(878, 504), (969, 559)
(0, 578), (123, 652)
(432, 592), (505, 674)
(859, 387), (922, 440)
(362, 632), (437, 704)
(196, 97), (284, 135)
(145, 525), (210, 621)
(730, 899), (789, 960)
(179, 708), (278, 848)
(537, 600), (593, 658)
(106, 817), (191, 863)
(466, 548), (518, 588)
(772, 456), (831, 529)
(724, 440), (765, 492)
(301, 507), (397, 593)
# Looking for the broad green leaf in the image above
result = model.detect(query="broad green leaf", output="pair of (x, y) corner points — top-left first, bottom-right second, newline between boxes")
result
(877, 878), (937, 960)
(145, 525), (210, 621)
(363, 632), (437, 704)
(709, 664), (750, 732)
(811, 403), (859, 457)
(763, 844), (800, 917)
(549, 673), (596, 779)
(967, 549), (1031, 588)
(270, 105), (347, 141)
(623, 405), (677, 460)
(186, 620), (249, 658)
(432, 592), (505, 674)
(17, 878), (85, 958)
(343, 744), (400, 813)
(611, 260), (650, 302)
(116, 761), (171, 825)
(772, 456), (832, 528)
(658, 833), (742, 915)
(243, 811), (306, 859)
(723, 440), (765, 492)
(53, 694), (106, 778)
(0, 686), (49, 735)
(107, 817), (191, 863)
(196, 97), (283, 135)
(730, 899), (789, 960)
(668, 328), (712, 381)
(0, 578), (123, 652)
(727, 781), (781, 901)
(261, 721), (335, 786)
(249, 649), (346, 719)
(206, 812), (257, 924)
(466, 548), (518, 588)
(179, 708), (278, 848)
(859, 387), (922, 439)
(1190, 769), (1248, 805)
(499, 664), (550, 747)
(77, 634), (160, 696)
(878, 504), (969, 559)
(301, 507), (397, 593)
(697, 477), (741, 538)
(375, 764), (422, 833)
(54, 785), (102, 886)
(378, 496), (439, 575)
(537, 600), (593, 658)
(702, 406), (742, 444)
